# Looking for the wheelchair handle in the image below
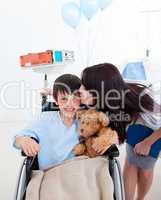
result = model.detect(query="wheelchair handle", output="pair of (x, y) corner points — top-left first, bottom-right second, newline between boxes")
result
(103, 144), (120, 159)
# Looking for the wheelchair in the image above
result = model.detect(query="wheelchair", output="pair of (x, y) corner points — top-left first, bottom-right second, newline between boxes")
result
(14, 101), (125, 200)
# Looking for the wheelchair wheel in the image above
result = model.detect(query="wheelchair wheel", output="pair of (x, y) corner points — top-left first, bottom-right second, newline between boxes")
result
(109, 158), (125, 200)
(15, 158), (27, 200)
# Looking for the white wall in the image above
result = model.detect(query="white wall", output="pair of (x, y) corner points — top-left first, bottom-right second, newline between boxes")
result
(1, 0), (161, 122)
(0, 0), (161, 199)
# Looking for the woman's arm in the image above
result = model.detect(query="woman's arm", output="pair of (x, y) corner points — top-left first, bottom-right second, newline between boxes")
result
(134, 127), (161, 156)
(145, 127), (161, 145)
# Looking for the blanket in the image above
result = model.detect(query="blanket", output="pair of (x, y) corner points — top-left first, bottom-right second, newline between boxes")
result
(26, 156), (114, 200)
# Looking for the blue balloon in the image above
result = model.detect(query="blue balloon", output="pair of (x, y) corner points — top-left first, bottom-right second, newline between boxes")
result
(98, 0), (112, 10)
(80, 0), (99, 20)
(61, 3), (81, 29)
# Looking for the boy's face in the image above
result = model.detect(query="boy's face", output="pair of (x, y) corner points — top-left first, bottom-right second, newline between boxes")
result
(56, 91), (81, 117)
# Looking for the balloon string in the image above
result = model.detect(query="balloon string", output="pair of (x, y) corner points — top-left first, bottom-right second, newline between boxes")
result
(89, 13), (101, 65)
(75, 28), (85, 67)
(87, 22), (91, 67)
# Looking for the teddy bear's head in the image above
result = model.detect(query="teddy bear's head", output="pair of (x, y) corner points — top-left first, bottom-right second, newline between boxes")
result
(76, 109), (109, 138)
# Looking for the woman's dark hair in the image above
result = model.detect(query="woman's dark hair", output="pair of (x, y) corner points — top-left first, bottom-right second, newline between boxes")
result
(81, 63), (154, 143)
(53, 74), (81, 101)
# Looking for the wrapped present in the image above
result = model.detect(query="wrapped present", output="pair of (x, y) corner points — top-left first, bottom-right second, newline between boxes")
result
(20, 50), (53, 67)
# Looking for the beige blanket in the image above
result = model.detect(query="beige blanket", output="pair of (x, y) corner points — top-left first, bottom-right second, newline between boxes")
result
(26, 156), (114, 200)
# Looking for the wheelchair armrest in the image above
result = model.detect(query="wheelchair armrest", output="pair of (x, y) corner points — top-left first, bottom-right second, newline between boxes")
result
(103, 144), (119, 158)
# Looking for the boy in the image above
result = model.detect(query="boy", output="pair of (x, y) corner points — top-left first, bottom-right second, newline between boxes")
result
(13, 74), (81, 170)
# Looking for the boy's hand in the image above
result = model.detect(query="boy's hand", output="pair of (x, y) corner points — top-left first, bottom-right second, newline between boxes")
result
(15, 136), (40, 157)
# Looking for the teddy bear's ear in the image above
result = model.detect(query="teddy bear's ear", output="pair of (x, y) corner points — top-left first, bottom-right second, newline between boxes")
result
(98, 112), (109, 127)
(76, 110), (86, 120)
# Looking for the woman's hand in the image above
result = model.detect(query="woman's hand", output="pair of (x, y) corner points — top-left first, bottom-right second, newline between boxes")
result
(134, 139), (152, 156)
(92, 129), (118, 155)
(92, 137), (111, 155)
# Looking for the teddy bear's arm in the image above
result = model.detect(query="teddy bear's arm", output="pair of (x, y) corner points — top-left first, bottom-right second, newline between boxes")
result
(85, 138), (100, 158)
(73, 143), (86, 156)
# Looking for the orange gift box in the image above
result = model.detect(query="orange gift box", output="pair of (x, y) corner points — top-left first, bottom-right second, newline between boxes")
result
(20, 50), (53, 67)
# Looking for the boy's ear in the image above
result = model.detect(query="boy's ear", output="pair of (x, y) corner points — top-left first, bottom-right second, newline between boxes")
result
(76, 110), (86, 120)
(98, 112), (109, 127)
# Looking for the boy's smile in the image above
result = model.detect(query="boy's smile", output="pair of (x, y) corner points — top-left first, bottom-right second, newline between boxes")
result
(56, 92), (81, 117)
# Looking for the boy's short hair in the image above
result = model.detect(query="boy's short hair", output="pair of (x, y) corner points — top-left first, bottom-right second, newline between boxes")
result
(53, 74), (81, 101)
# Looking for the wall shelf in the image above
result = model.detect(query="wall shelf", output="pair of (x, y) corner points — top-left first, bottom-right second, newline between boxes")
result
(21, 62), (72, 74)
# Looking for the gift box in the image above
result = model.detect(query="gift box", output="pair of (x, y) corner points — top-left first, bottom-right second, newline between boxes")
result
(20, 50), (53, 67)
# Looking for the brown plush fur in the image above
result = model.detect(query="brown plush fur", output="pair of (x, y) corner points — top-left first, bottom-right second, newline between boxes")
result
(73, 109), (118, 158)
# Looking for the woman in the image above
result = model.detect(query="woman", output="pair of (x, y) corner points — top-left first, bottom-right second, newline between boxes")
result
(79, 63), (161, 200)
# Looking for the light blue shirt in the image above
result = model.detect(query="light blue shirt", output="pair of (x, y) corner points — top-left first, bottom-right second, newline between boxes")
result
(13, 111), (79, 170)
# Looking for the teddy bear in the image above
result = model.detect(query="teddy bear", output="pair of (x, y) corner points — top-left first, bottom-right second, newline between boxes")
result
(73, 109), (118, 158)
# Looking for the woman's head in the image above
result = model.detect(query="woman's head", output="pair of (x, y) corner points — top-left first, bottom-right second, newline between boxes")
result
(82, 63), (125, 91)
(80, 63), (154, 143)
(81, 63), (130, 112)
